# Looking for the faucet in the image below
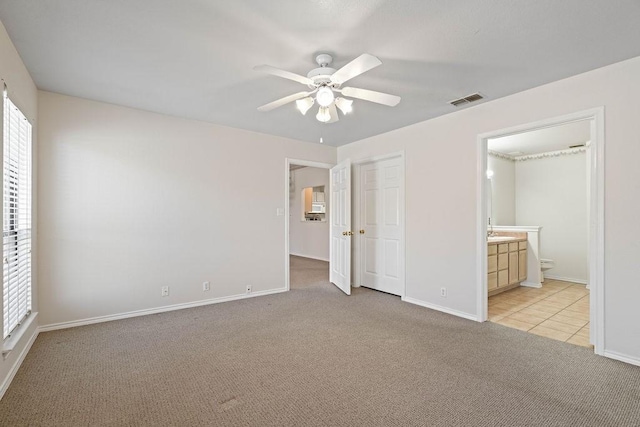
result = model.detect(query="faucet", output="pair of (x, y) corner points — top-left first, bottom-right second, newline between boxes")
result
(487, 218), (495, 238)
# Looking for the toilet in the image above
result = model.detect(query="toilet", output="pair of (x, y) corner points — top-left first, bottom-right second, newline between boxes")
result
(540, 258), (555, 282)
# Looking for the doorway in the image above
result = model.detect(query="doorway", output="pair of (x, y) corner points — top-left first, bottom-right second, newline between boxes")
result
(285, 159), (333, 291)
(477, 108), (604, 355)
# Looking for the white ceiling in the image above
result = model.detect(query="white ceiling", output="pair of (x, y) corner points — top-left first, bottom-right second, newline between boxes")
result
(488, 120), (591, 156)
(1, 1), (640, 146)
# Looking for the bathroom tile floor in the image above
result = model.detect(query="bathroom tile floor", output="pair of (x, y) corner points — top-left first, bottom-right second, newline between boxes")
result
(488, 280), (591, 348)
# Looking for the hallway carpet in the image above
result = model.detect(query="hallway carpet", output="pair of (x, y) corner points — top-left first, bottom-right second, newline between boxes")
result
(0, 256), (639, 426)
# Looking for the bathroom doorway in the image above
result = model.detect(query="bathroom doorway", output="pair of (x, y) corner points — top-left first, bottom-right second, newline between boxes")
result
(477, 109), (604, 354)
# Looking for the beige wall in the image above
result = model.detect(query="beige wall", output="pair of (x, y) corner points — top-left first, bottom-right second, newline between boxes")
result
(0, 20), (39, 394)
(338, 56), (640, 362)
(37, 91), (335, 326)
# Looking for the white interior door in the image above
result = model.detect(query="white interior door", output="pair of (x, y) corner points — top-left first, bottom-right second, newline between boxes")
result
(330, 159), (352, 295)
(360, 157), (404, 296)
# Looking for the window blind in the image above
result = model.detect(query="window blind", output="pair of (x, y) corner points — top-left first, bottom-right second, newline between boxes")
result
(3, 92), (32, 340)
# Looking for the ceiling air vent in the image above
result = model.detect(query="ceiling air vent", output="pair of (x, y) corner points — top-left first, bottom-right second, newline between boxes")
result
(449, 92), (484, 107)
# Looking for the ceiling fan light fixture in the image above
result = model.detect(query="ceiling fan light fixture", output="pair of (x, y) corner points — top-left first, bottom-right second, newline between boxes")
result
(335, 97), (353, 114)
(316, 106), (331, 123)
(254, 53), (400, 122)
(296, 97), (314, 115)
(316, 86), (335, 107)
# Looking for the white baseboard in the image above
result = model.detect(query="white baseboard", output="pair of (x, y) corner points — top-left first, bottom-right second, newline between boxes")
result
(39, 287), (288, 332)
(402, 296), (478, 322)
(0, 327), (39, 401)
(289, 253), (329, 262)
(544, 274), (587, 285)
(521, 281), (542, 288)
(603, 350), (640, 367)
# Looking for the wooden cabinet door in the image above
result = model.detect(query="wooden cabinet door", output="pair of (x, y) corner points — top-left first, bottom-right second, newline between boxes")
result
(519, 250), (527, 281)
(498, 253), (508, 270)
(488, 255), (497, 273)
(509, 251), (519, 284)
(488, 272), (498, 290)
(498, 270), (509, 288)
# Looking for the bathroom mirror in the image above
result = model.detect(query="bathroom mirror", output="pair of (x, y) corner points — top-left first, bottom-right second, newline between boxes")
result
(301, 185), (326, 222)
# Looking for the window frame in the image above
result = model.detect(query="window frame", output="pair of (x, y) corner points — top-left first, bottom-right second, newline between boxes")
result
(2, 88), (33, 341)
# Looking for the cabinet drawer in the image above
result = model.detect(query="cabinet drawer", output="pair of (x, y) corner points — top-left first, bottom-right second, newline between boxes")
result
(488, 272), (498, 290)
(509, 242), (519, 252)
(519, 241), (527, 250)
(498, 253), (508, 270)
(488, 245), (497, 256)
(498, 270), (509, 287)
(488, 255), (497, 273)
(498, 244), (509, 254)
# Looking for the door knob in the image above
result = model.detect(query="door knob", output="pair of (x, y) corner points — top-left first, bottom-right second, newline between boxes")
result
(342, 231), (347, 236)
(359, 230), (365, 234)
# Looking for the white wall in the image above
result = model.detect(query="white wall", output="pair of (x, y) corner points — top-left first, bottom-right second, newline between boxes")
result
(487, 155), (515, 226)
(289, 167), (330, 261)
(516, 153), (588, 282)
(0, 20), (39, 396)
(37, 91), (335, 326)
(338, 55), (640, 362)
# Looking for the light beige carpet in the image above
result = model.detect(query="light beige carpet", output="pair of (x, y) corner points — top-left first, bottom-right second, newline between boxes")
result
(1, 255), (639, 426)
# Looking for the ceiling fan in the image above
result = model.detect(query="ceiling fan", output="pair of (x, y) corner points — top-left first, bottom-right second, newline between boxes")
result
(254, 53), (401, 123)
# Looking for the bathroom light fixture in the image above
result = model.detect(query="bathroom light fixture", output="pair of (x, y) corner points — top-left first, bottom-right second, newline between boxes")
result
(316, 106), (331, 123)
(335, 97), (353, 114)
(316, 86), (334, 107)
(296, 97), (314, 115)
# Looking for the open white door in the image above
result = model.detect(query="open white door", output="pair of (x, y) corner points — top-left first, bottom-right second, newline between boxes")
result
(330, 159), (352, 295)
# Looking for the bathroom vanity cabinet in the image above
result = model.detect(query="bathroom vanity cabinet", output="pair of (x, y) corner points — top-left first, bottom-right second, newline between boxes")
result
(487, 238), (527, 296)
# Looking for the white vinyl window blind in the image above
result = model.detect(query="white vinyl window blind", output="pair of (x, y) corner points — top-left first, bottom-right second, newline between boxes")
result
(2, 91), (32, 340)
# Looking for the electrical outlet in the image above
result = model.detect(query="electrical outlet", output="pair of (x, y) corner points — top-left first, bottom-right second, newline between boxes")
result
(203, 281), (210, 292)
(440, 287), (447, 298)
(246, 285), (252, 294)
(161, 286), (169, 297)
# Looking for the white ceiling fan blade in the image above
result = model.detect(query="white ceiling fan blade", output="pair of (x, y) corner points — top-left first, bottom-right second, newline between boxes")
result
(330, 54), (382, 85)
(254, 65), (314, 86)
(341, 87), (401, 107)
(258, 91), (312, 112)
(328, 104), (339, 123)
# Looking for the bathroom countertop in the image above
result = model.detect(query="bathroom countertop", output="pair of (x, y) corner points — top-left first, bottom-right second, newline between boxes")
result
(487, 235), (527, 245)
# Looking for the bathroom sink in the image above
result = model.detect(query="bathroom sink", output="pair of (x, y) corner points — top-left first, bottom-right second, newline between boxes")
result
(487, 236), (517, 242)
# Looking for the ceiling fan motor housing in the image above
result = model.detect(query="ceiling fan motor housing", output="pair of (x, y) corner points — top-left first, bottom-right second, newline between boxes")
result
(307, 53), (337, 88)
